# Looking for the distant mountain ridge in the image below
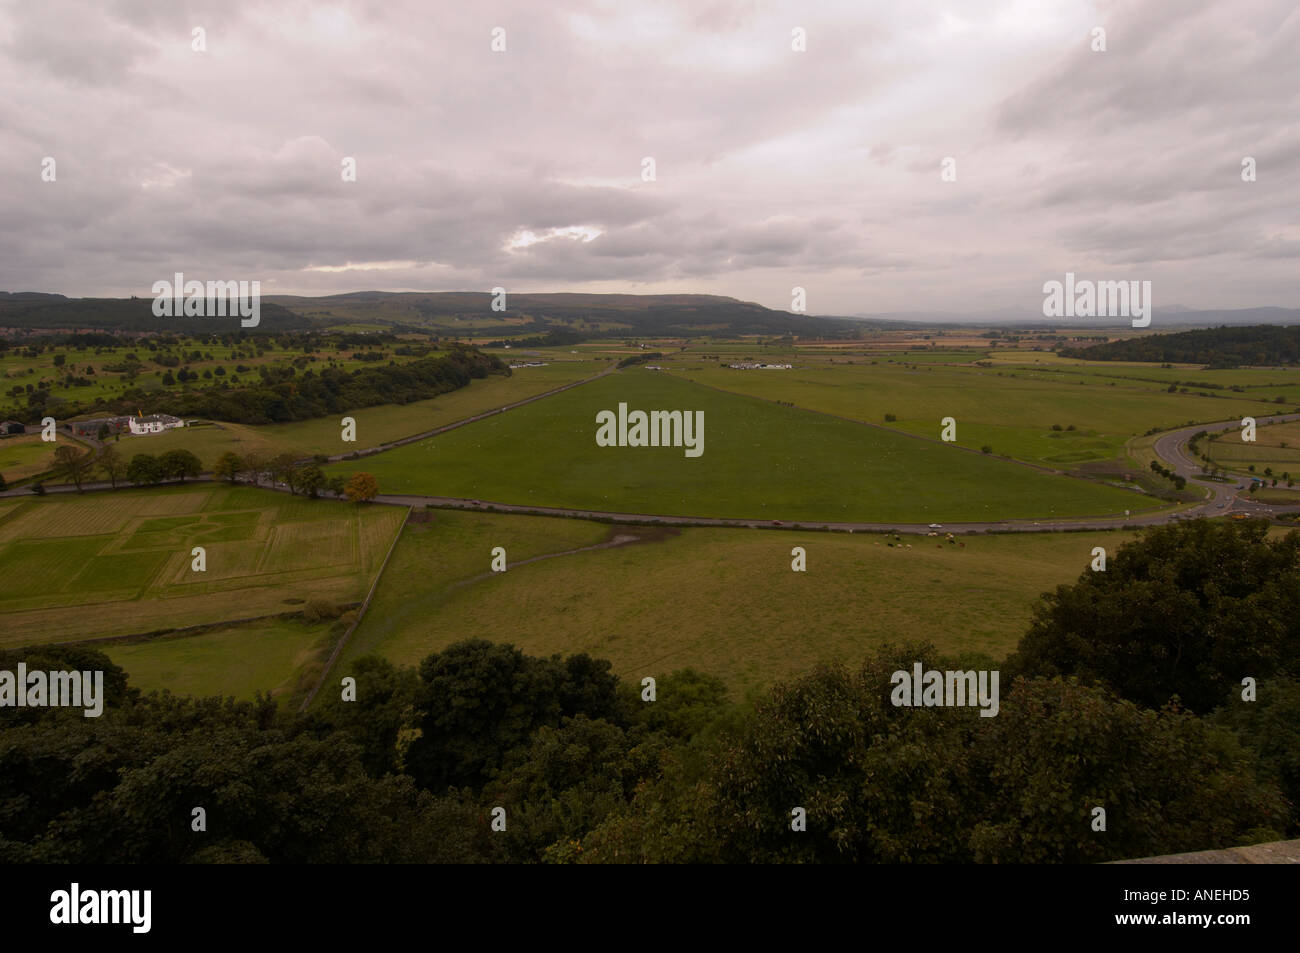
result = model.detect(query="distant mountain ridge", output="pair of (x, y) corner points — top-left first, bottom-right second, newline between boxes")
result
(0, 291), (69, 302)
(0, 295), (309, 332)
(849, 306), (1300, 327)
(2, 290), (1297, 336)
(263, 290), (861, 336)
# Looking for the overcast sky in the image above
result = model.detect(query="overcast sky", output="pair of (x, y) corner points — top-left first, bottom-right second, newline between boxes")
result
(1, 0), (1296, 315)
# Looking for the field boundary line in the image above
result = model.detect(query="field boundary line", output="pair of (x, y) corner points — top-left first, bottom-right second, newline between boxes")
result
(31, 609), (318, 649)
(381, 495), (1156, 533)
(308, 363), (616, 465)
(441, 530), (650, 596)
(299, 503), (412, 711)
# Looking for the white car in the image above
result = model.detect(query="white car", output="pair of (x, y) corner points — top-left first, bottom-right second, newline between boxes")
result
(928, 523), (942, 529)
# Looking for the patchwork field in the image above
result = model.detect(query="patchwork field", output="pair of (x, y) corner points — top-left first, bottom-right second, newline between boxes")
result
(0, 484), (406, 646)
(346, 508), (1140, 697)
(337, 368), (1153, 522)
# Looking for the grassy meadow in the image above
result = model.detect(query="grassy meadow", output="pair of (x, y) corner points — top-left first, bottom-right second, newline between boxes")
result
(1206, 419), (1300, 478)
(658, 357), (1286, 470)
(106, 617), (337, 703)
(335, 368), (1152, 522)
(346, 508), (1139, 697)
(0, 431), (87, 483)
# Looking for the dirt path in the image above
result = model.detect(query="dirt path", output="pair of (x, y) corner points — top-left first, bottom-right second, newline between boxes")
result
(306, 362), (616, 464)
(443, 531), (648, 595)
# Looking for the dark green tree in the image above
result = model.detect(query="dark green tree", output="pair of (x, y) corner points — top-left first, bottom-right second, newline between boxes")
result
(126, 453), (163, 485)
(314, 656), (419, 778)
(1212, 677), (1300, 835)
(159, 448), (202, 482)
(1007, 519), (1300, 712)
(297, 464), (326, 499)
(405, 641), (622, 793)
(213, 451), (242, 483)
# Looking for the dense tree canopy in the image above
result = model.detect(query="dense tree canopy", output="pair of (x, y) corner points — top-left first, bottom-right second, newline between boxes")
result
(1007, 519), (1300, 712)
(169, 346), (505, 425)
(1059, 324), (1300, 366)
(404, 640), (621, 792)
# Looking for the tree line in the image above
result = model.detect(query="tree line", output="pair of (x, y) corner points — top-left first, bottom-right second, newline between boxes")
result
(36, 443), (379, 503)
(168, 345), (505, 425)
(7, 340), (505, 427)
(1059, 324), (1300, 366)
(212, 451), (379, 502)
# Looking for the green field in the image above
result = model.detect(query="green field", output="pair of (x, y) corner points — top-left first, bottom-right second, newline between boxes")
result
(0, 431), (85, 483)
(16, 338), (1298, 706)
(1206, 419), (1300, 478)
(118, 360), (602, 466)
(0, 484), (405, 646)
(336, 369), (1152, 522)
(106, 617), (336, 702)
(346, 508), (1138, 696)
(659, 359), (1282, 469)
(1250, 487), (1300, 504)
(341, 509), (613, 665)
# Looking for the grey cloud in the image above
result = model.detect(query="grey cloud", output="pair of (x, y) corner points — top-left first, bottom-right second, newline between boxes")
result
(0, 0), (1295, 311)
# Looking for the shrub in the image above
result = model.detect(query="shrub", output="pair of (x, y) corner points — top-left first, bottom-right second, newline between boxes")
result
(302, 600), (342, 624)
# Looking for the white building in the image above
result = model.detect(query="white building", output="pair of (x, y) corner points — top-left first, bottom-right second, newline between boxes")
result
(128, 413), (184, 435)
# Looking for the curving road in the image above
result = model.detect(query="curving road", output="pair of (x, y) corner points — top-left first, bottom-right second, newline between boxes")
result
(1153, 413), (1300, 521)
